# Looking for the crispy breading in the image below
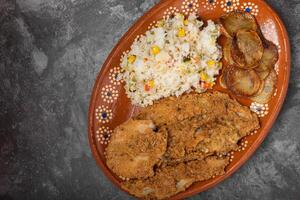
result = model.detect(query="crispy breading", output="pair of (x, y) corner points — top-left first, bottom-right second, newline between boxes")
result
(106, 92), (260, 199)
(223, 99), (260, 135)
(135, 92), (229, 126)
(136, 92), (259, 130)
(122, 156), (229, 200)
(106, 120), (168, 179)
(164, 120), (239, 163)
(155, 92), (260, 164)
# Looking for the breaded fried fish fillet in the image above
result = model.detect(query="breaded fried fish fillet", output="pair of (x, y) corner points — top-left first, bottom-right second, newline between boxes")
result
(106, 119), (167, 179)
(134, 92), (229, 126)
(106, 92), (260, 199)
(122, 156), (229, 200)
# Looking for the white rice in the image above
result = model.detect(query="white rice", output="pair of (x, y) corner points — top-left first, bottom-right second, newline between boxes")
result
(120, 13), (222, 107)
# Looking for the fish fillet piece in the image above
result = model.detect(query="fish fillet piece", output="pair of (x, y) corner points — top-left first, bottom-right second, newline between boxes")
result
(106, 119), (167, 179)
(222, 98), (260, 135)
(122, 156), (229, 200)
(136, 92), (259, 130)
(135, 92), (229, 126)
(186, 156), (230, 180)
(162, 115), (216, 163)
(158, 92), (259, 164)
(164, 120), (239, 163)
(107, 92), (260, 199)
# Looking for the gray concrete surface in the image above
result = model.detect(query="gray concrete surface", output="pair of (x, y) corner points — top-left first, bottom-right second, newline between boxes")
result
(0, 0), (299, 199)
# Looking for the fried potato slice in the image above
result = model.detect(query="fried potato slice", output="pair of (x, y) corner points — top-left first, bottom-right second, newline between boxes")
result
(255, 40), (279, 72)
(251, 69), (277, 103)
(232, 30), (263, 68)
(224, 65), (261, 96)
(219, 73), (227, 89)
(256, 70), (270, 80)
(255, 79), (265, 96)
(231, 39), (246, 67)
(220, 11), (258, 37)
(223, 38), (234, 65)
(220, 25), (231, 38)
(255, 41), (278, 80)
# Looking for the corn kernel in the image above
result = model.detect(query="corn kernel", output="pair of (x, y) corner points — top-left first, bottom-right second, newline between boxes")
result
(127, 55), (136, 64)
(179, 66), (185, 71)
(200, 71), (208, 81)
(179, 13), (185, 20)
(218, 62), (223, 69)
(157, 20), (164, 27)
(184, 19), (189, 26)
(207, 60), (215, 67)
(179, 66), (188, 73)
(151, 45), (160, 55)
(177, 28), (186, 37)
(148, 80), (155, 88)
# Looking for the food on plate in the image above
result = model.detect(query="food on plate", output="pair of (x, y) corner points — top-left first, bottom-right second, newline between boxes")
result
(164, 115), (257, 164)
(220, 11), (257, 37)
(251, 69), (277, 103)
(256, 70), (271, 80)
(255, 41), (279, 77)
(224, 66), (261, 96)
(106, 92), (260, 199)
(223, 38), (234, 65)
(233, 30), (263, 68)
(254, 79), (266, 96)
(219, 74), (227, 89)
(120, 13), (222, 107)
(135, 92), (259, 164)
(135, 91), (235, 126)
(101, 10), (281, 200)
(106, 120), (167, 179)
(122, 156), (229, 200)
(220, 12), (278, 100)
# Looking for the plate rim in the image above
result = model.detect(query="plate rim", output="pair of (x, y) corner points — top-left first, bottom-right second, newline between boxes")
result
(88, 0), (291, 199)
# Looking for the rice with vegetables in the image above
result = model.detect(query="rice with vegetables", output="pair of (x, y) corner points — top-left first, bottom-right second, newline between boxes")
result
(120, 13), (222, 107)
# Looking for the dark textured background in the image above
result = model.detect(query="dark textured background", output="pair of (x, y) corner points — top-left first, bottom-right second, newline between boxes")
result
(0, 0), (299, 199)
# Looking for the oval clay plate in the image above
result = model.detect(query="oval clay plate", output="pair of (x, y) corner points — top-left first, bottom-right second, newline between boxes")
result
(88, 0), (290, 199)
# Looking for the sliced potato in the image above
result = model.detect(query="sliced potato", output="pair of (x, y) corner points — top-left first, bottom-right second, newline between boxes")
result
(223, 38), (234, 65)
(224, 65), (261, 96)
(219, 74), (227, 89)
(255, 40), (279, 72)
(256, 26), (271, 45)
(255, 79), (265, 96)
(220, 25), (231, 38)
(256, 70), (270, 80)
(220, 11), (258, 37)
(231, 39), (246, 67)
(235, 30), (263, 68)
(251, 70), (277, 103)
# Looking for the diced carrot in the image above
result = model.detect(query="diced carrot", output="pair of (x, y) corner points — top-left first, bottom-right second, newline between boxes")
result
(144, 84), (151, 91)
(194, 56), (200, 63)
(201, 82), (213, 89)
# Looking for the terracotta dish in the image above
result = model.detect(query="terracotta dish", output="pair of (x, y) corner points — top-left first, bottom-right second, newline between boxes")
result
(88, 0), (290, 199)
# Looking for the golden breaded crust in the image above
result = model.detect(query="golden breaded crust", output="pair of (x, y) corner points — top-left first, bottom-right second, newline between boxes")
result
(106, 92), (260, 199)
(122, 156), (229, 200)
(106, 119), (168, 179)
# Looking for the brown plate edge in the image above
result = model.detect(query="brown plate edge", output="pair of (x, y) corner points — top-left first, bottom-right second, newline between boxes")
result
(87, 0), (291, 199)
